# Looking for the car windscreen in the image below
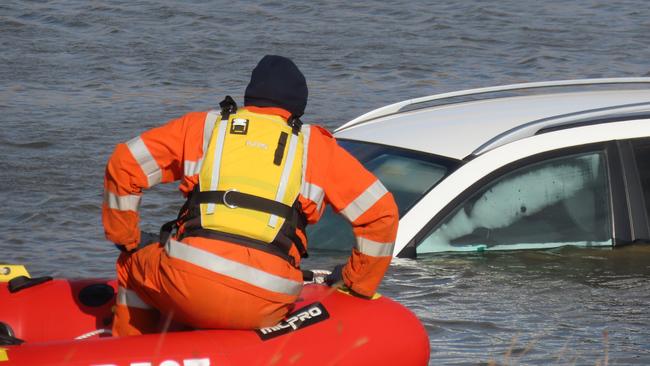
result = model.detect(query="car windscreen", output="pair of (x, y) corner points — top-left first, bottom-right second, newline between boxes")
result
(307, 139), (457, 252)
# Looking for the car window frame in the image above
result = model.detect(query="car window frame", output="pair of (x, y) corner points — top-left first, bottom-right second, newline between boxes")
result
(616, 138), (650, 242)
(399, 141), (632, 258)
(336, 138), (463, 217)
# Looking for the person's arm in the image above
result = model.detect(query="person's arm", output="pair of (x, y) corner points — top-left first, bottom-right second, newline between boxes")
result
(308, 126), (399, 297)
(102, 112), (202, 251)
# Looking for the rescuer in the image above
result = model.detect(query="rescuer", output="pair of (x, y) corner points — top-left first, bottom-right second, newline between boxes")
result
(103, 55), (399, 336)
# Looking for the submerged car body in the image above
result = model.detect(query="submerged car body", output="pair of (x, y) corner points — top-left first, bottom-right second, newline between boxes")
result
(309, 78), (650, 258)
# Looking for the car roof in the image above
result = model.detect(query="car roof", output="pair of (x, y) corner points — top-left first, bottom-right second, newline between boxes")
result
(334, 78), (650, 160)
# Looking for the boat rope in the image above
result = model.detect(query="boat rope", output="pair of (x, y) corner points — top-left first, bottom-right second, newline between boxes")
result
(74, 328), (112, 340)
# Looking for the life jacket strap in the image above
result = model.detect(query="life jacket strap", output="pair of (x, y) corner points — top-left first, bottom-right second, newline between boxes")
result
(194, 190), (294, 219)
(158, 219), (178, 248)
(284, 199), (309, 258)
(160, 197), (309, 267)
(180, 229), (297, 267)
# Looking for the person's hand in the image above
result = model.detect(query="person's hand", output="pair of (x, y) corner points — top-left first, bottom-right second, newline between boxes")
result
(324, 264), (345, 286)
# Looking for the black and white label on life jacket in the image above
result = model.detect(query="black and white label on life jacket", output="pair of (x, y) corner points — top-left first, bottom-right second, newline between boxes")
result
(230, 118), (249, 135)
(256, 302), (329, 340)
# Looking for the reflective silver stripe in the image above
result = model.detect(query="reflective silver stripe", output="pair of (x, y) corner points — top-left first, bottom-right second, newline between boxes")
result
(356, 237), (395, 257)
(299, 126), (326, 211)
(300, 124), (311, 186)
(206, 115), (229, 214)
(126, 136), (162, 188)
(340, 180), (389, 223)
(184, 111), (219, 178)
(165, 239), (303, 296)
(196, 110), (220, 174)
(184, 160), (200, 177)
(116, 286), (152, 309)
(104, 190), (141, 212)
(202, 111), (219, 158)
(268, 131), (299, 228)
(302, 182), (325, 212)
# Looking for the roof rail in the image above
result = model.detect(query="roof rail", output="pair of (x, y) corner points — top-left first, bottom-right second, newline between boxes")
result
(471, 101), (650, 156)
(336, 77), (650, 132)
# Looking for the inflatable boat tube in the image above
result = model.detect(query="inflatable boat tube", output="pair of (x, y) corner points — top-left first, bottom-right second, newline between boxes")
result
(0, 274), (429, 365)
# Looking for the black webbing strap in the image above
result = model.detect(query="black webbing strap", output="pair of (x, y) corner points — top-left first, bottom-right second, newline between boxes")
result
(274, 132), (289, 166)
(194, 190), (293, 218)
(159, 219), (177, 246)
(282, 200), (309, 258)
(181, 229), (296, 266)
(163, 197), (308, 266)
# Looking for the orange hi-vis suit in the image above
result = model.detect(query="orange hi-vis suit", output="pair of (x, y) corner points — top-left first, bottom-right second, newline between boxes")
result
(103, 106), (399, 336)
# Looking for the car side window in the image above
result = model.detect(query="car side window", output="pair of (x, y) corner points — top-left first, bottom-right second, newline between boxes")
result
(632, 139), (650, 220)
(308, 140), (453, 252)
(417, 151), (612, 253)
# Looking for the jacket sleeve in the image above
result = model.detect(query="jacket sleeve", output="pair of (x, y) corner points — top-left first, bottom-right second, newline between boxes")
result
(306, 126), (399, 297)
(103, 112), (201, 250)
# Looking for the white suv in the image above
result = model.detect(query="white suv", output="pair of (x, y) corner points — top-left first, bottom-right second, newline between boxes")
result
(308, 78), (650, 257)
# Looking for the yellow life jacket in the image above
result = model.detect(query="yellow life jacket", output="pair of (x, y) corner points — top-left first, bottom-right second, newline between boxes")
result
(173, 97), (307, 262)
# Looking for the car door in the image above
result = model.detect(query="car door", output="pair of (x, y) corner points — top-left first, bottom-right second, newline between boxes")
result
(411, 145), (616, 255)
(618, 137), (650, 242)
(396, 119), (650, 258)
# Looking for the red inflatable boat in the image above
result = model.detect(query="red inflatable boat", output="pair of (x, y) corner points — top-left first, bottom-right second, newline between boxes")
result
(0, 267), (429, 366)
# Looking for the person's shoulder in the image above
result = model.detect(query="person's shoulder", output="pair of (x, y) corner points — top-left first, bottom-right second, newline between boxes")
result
(307, 124), (334, 139)
(169, 111), (212, 128)
(183, 110), (211, 121)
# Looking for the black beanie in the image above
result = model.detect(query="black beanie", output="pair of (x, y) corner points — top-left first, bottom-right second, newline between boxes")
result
(244, 55), (308, 117)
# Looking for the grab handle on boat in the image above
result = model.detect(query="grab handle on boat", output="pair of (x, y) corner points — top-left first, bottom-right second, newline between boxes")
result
(8, 275), (53, 293)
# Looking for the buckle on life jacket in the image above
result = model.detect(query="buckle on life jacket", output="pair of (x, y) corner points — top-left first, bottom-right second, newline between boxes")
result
(195, 190), (294, 218)
(222, 188), (239, 209)
(170, 191), (309, 266)
(219, 95), (238, 117)
(287, 115), (302, 135)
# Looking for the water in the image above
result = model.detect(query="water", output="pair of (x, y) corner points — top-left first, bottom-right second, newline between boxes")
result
(2, 1), (650, 364)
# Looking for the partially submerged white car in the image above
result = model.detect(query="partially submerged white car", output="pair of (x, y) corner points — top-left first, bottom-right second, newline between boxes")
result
(308, 78), (650, 257)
